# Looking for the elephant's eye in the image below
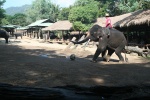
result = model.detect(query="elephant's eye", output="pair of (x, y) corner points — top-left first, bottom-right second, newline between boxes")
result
(91, 32), (94, 35)
(91, 32), (97, 36)
(93, 32), (97, 35)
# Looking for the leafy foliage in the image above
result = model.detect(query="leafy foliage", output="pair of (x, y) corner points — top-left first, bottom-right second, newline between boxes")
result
(98, 1), (111, 17)
(12, 13), (27, 26)
(25, 0), (60, 23)
(0, 0), (6, 25)
(1, 18), (9, 25)
(139, 0), (150, 9)
(57, 7), (70, 20)
(1, 14), (28, 26)
(69, 0), (99, 31)
(115, 0), (150, 14)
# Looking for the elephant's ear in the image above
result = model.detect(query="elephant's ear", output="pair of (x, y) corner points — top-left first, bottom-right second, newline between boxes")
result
(102, 27), (110, 36)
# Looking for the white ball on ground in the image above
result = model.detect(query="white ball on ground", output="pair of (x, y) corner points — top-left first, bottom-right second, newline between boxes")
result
(70, 54), (76, 60)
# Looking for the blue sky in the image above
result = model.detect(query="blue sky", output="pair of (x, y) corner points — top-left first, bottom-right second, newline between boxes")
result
(3, 0), (76, 9)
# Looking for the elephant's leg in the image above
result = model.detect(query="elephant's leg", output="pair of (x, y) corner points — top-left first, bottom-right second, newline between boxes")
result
(105, 48), (115, 62)
(94, 38), (107, 62)
(115, 45), (125, 62)
(92, 48), (102, 62)
(101, 49), (107, 61)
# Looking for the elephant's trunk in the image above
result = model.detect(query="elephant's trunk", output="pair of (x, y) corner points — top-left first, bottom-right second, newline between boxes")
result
(72, 33), (90, 44)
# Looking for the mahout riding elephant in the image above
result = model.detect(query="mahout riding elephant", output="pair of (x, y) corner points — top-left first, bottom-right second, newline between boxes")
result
(72, 24), (127, 62)
(0, 29), (9, 43)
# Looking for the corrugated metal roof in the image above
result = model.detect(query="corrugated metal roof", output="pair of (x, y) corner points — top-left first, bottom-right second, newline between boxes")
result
(2, 25), (20, 28)
(17, 26), (29, 30)
(38, 23), (53, 27)
(28, 19), (53, 27)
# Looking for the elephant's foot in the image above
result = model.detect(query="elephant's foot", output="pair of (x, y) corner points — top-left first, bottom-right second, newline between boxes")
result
(119, 60), (125, 63)
(90, 59), (97, 63)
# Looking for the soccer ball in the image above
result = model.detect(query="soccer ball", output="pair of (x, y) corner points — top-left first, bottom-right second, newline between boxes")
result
(70, 54), (76, 60)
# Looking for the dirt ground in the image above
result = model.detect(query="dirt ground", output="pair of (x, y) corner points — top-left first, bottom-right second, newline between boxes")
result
(0, 36), (150, 89)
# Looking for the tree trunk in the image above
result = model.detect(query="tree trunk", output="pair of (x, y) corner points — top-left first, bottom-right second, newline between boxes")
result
(125, 46), (150, 57)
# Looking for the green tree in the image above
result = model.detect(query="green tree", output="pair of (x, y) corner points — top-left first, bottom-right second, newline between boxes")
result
(138, 0), (150, 9)
(1, 18), (9, 25)
(25, 0), (60, 23)
(116, 0), (150, 14)
(0, 0), (6, 25)
(12, 13), (27, 26)
(1, 15), (13, 25)
(98, 1), (111, 17)
(57, 7), (70, 20)
(69, 0), (99, 31)
(2, 14), (28, 26)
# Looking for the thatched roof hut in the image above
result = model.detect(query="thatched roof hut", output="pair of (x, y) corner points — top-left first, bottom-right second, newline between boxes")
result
(42, 20), (73, 31)
(113, 9), (150, 31)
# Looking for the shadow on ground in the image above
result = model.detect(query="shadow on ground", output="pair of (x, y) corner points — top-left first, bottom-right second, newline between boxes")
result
(0, 43), (150, 100)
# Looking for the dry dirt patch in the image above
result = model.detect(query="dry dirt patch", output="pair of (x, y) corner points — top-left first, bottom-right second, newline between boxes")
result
(0, 37), (150, 88)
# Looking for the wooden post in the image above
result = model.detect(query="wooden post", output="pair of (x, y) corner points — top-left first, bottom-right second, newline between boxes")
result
(62, 30), (64, 41)
(48, 31), (50, 41)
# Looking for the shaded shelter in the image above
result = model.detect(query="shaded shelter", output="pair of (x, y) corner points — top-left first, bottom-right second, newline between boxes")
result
(1, 25), (20, 36)
(42, 20), (74, 41)
(16, 26), (30, 36)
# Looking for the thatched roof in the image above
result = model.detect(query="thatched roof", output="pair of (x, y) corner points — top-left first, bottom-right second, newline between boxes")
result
(94, 17), (105, 27)
(42, 20), (73, 31)
(94, 12), (132, 27)
(113, 9), (150, 27)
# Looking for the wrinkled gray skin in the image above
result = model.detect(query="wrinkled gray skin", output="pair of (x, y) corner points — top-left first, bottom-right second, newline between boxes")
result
(0, 30), (9, 43)
(72, 24), (127, 62)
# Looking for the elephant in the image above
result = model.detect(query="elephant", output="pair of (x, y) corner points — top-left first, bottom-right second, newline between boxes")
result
(14, 33), (23, 39)
(0, 29), (9, 43)
(72, 24), (127, 62)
